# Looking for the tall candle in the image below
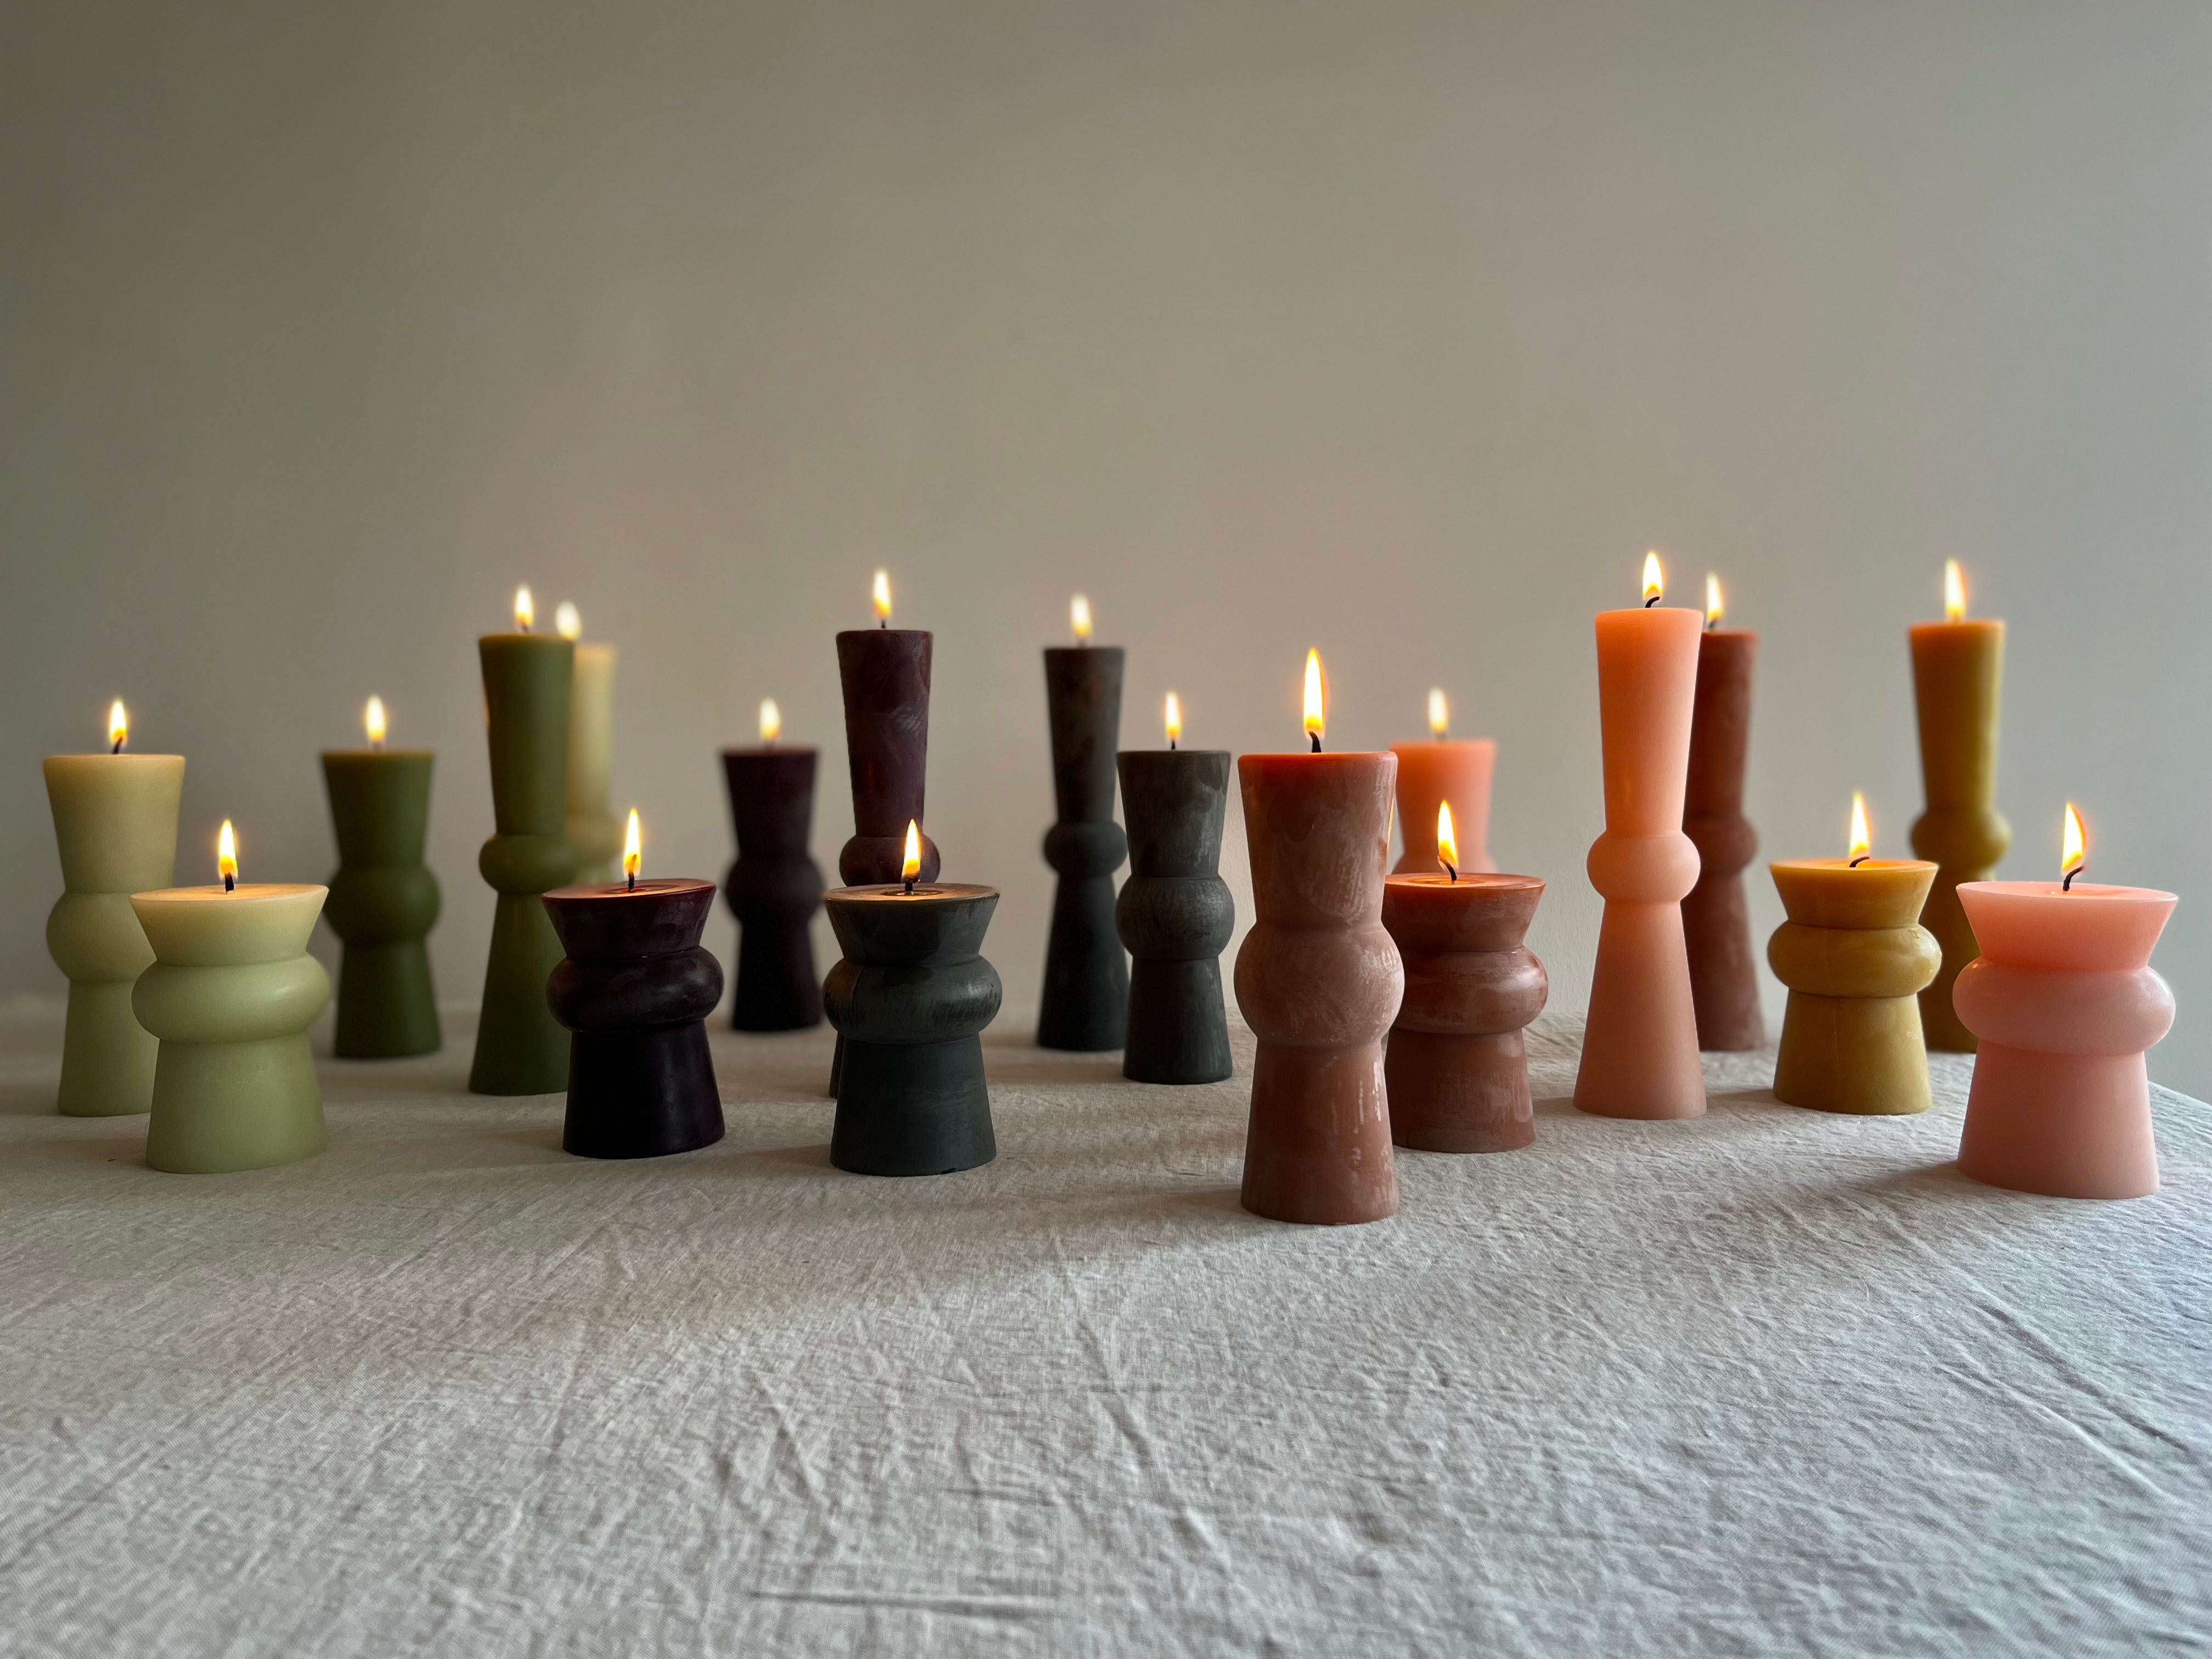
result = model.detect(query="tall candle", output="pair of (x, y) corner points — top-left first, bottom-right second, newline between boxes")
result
(1575, 555), (1707, 1120)
(1391, 689), (1496, 875)
(43, 702), (183, 1116)
(320, 696), (442, 1058)
(1681, 575), (1765, 1051)
(1909, 560), (2009, 1052)
(470, 586), (577, 1095)
(721, 699), (825, 1031)
(556, 601), (622, 883)
(836, 572), (941, 885)
(1037, 594), (1129, 1051)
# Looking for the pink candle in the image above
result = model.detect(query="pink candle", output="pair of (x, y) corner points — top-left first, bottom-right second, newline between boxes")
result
(1575, 556), (1707, 1120)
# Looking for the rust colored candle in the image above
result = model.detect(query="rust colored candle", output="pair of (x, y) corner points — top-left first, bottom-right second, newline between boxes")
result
(1391, 689), (1496, 876)
(1232, 652), (1403, 1226)
(1681, 575), (1764, 1051)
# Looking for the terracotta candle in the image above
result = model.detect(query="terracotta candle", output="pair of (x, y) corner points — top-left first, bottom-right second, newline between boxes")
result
(720, 699), (825, 1031)
(1909, 560), (2010, 1052)
(320, 696), (442, 1058)
(556, 602), (622, 884)
(823, 824), (1002, 1177)
(544, 814), (726, 1160)
(1116, 692), (1234, 1085)
(132, 822), (331, 1173)
(1037, 594), (1130, 1051)
(1766, 794), (1940, 1116)
(1232, 652), (1403, 1225)
(1575, 555), (1707, 1120)
(43, 702), (183, 1116)
(471, 586), (578, 1095)
(1681, 574), (1764, 1051)
(1391, 689), (1496, 876)
(1954, 806), (2176, 1200)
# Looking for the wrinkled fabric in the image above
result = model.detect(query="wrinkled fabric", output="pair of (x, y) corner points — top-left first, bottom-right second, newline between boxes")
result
(0, 1002), (2205, 1657)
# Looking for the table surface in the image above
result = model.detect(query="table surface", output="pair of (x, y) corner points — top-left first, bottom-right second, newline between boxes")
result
(1, 1001), (2206, 1658)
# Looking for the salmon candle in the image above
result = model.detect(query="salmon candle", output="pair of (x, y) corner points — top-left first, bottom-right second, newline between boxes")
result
(1681, 574), (1764, 1051)
(320, 696), (441, 1058)
(1390, 689), (1496, 877)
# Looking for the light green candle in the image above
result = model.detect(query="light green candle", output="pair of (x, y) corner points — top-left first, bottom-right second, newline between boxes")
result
(557, 602), (620, 884)
(43, 703), (183, 1116)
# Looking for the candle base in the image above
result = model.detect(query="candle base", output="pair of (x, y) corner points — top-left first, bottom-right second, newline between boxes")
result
(831, 1037), (996, 1176)
(57, 980), (159, 1117)
(1767, 861), (1941, 1116)
(1385, 1029), (1534, 1153)
(469, 891), (572, 1096)
(1575, 898), (1706, 1120)
(1682, 872), (1765, 1052)
(1771, 994), (1934, 1116)
(560, 1027), (725, 1160)
(332, 940), (442, 1059)
(1956, 1046), (2159, 1200)
(1240, 1042), (1398, 1224)
(145, 1036), (329, 1174)
(1036, 848), (1128, 1052)
(1123, 958), (1233, 1086)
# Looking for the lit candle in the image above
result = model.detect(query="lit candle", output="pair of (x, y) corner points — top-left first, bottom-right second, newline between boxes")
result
(556, 601), (622, 884)
(719, 694), (825, 1032)
(1681, 571), (1764, 1051)
(42, 700), (184, 1116)
(1037, 592), (1128, 1051)
(1952, 806), (2177, 1199)
(1390, 686), (1497, 879)
(320, 695), (442, 1057)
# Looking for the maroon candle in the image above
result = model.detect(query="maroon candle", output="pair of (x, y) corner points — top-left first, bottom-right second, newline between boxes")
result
(720, 707), (824, 1031)
(836, 624), (943, 886)
(1682, 601), (1764, 1051)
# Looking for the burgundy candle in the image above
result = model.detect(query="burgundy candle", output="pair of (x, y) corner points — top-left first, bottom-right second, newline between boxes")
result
(1681, 582), (1764, 1051)
(721, 699), (825, 1031)
(836, 573), (941, 887)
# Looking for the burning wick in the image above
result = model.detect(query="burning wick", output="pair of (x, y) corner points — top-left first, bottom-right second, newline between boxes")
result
(622, 808), (641, 893)
(2061, 803), (2086, 893)
(109, 699), (127, 754)
(1302, 649), (1324, 753)
(1847, 792), (1872, 868)
(1642, 550), (1664, 608)
(218, 819), (238, 893)
(1437, 800), (1459, 884)
(873, 569), (892, 630)
(901, 819), (923, 895)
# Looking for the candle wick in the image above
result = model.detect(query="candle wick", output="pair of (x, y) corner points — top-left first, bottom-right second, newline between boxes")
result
(2064, 865), (2081, 892)
(879, 617), (887, 629)
(1444, 859), (1458, 883)
(1169, 738), (1177, 751)
(1644, 594), (1661, 608)
(627, 871), (636, 893)
(110, 737), (123, 755)
(904, 876), (916, 895)
(223, 872), (235, 893)
(1705, 616), (1717, 632)
(1309, 733), (1322, 754)
(1849, 855), (1870, 868)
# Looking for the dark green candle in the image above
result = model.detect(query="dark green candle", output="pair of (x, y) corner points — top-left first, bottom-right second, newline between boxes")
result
(321, 710), (441, 1058)
(470, 611), (577, 1094)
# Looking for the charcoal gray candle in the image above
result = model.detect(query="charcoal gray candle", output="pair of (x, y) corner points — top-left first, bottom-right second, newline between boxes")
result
(1036, 595), (1128, 1050)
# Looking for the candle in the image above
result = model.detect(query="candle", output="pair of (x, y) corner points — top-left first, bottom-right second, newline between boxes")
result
(471, 586), (577, 1095)
(320, 696), (442, 1058)
(1116, 692), (1234, 1085)
(1953, 806), (2176, 1199)
(1681, 573), (1765, 1051)
(544, 812), (726, 1159)
(1765, 793), (1941, 1115)
(822, 822), (1003, 1176)
(1381, 803), (1548, 1152)
(836, 571), (941, 885)
(131, 822), (331, 1172)
(1390, 687), (1497, 876)
(1575, 554), (1707, 1120)
(720, 698), (826, 1031)
(1037, 592), (1130, 1051)
(1909, 559), (2010, 1052)
(1233, 652), (1403, 1224)
(556, 601), (622, 884)
(42, 701), (183, 1116)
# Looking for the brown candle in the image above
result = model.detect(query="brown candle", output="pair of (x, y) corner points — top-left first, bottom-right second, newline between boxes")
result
(1681, 611), (1764, 1051)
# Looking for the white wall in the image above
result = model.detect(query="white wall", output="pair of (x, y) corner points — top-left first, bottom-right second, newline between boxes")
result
(7, 1), (2209, 1095)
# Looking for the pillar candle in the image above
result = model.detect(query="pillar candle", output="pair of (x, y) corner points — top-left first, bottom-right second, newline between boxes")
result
(836, 628), (942, 886)
(721, 724), (825, 1031)
(561, 612), (621, 883)
(132, 876), (330, 1173)
(545, 876), (725, 1160)
(1381, 872), (1547, 1153)
(1766, 857), (1940, 1116)
(1682, 614), (1764, 1051)
(1576, 568), (1707, 1120)
(1909, 565), (2009, 1052)
(1037, 630), (1129, 1051)
(1391, 738), (1496, 874)
(1116, 746), (1234, 1085)
(320, 704), (441, 1058)
(43, 721), (183, 1116)
(471, 598), (577, 1094)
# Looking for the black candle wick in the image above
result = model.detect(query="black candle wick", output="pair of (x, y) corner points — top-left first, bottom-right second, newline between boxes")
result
(1705, 615), (1718, 631)
(1849, 855), (1870, 868)
(1645, 593), (1661, 608)
(627, 870), (636, 892)
(223, 872), (235, 893)
(110, 737), (123, 754)
(1169, 738), (1177, 751)
(2064, 865), (2083, 892)
(1309, 732), (1322, 754)
(904, 876), (916, 895)
(1443, 859), (1458, 883)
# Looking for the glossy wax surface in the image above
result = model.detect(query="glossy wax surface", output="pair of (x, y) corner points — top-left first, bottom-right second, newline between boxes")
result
(1389, 740), (1496, 876)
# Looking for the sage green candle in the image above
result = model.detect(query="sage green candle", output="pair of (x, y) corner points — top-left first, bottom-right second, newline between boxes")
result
(43, 749), (183, 1116)
(132, 882), (331, 1173)
(564, 635), (621, 884)
(321, 743), (441, 1058)
(471, 629), (577, 1094)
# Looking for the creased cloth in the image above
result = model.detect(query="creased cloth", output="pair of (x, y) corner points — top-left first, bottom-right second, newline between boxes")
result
(0, 1001), (2205, 1658)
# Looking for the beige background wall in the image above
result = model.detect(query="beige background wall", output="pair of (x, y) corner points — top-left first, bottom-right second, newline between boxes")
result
(7, 2), (2209, 1095)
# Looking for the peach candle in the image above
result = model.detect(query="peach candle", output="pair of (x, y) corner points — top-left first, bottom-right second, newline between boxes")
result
(1391, 689), (1496, 876)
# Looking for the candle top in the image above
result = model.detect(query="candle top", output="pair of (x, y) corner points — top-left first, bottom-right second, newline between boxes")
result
(1384, 871), (1542, 891)
(132, 882), (327, 905)
(830, 882), (997, 902)
(544, 877), (714, 901)
(1960, 879), (2176, 904)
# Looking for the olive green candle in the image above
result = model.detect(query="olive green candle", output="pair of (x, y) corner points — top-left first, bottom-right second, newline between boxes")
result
(43, 739), (184, 1116)
(321, 718), (441, 1058)
(471, 618), (577, 1094)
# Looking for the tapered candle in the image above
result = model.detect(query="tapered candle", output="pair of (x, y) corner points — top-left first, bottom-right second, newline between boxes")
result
(321, 696), (441, 1057)
(1391, 688), (1497, 877)
(1682, 574), (1764, 1051)
(556, 601), (622, 884)
(1037, 592), (1129, 1051)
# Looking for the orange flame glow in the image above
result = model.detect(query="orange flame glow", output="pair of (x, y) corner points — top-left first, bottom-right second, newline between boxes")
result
(1436, 800), (1459, 879)
(514, 586), (535, 632)
(1848, 792), (1871, 864)
(1427, 688), (1448, 739)
(2062, 803), (2086, 884)
(1642, 551), (1664, 605)
(1164, 691), (1182, 747)
(217, 820), (238, 888)
(872, 569), (893, 623)
(1302, 650), (1325, 745)
(1705, 573), (1724, 627)
(622, 809), (642, 884)
(760, 698), (781, 745)
(365, 696), (387, 748)
(1070, 594), (1092, 642)
(1944, 559), (1967, 622)
(108, 700), (128, 752)
(901, 819), (923, 885)
(555, 601), (582, 642)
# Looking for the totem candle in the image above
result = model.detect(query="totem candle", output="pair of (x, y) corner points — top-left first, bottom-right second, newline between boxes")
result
(556, 601), (622, 884)
(544, 812), (726, 1160)
(471, 585), (577, 1095)
(1037, 593), (1129, 1051)
(1681, 574), (1764, 1051)
(132, 821), (331, 1173)
(1766, 794), (1940, 1116)
(838, 570), (941, 884)
(1575, 554), (1706, 1120)
(720, 698), (825, 1031)
(823, 822), (1003, 1176)
(43, 701), (183, 1116)
(1910, 560), (2010, 1052)
(1232, 651), (1403, 1225)
(1954, 806), (2176, 1200)
(1116, 692), (1234, 1085)
(1381, 804), (1547, 1153)
(1391, 689), (1496, 876)
(320, 696), (441, 1058)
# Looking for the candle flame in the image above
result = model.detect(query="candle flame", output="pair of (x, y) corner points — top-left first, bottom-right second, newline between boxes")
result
(1070, 593), (1092, 641)
(901, 819), (923, 884)
(1848, 792), (1871, 864)
(1705, 573), (1724, 627)
(1944, 558), (1967, 622)
(555, 601), (582, 642)
(2062, 802), (2086, 884)
(1642, 551), (1664, 605)
(1302, 649), (1325, 744)
(623, 809), (642, 884)
(217, 820), (238, 888)
(872, 569), (893, 623)
(108, 699), (128, 752)
(1427, 688), (1449, 738)
(514, 586), (535, 632)
(760, 698), (781, 744)
(365, 695), (387, 747)
(1164, 691), (1182, 746)
(1436, 800), (1459, 879)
